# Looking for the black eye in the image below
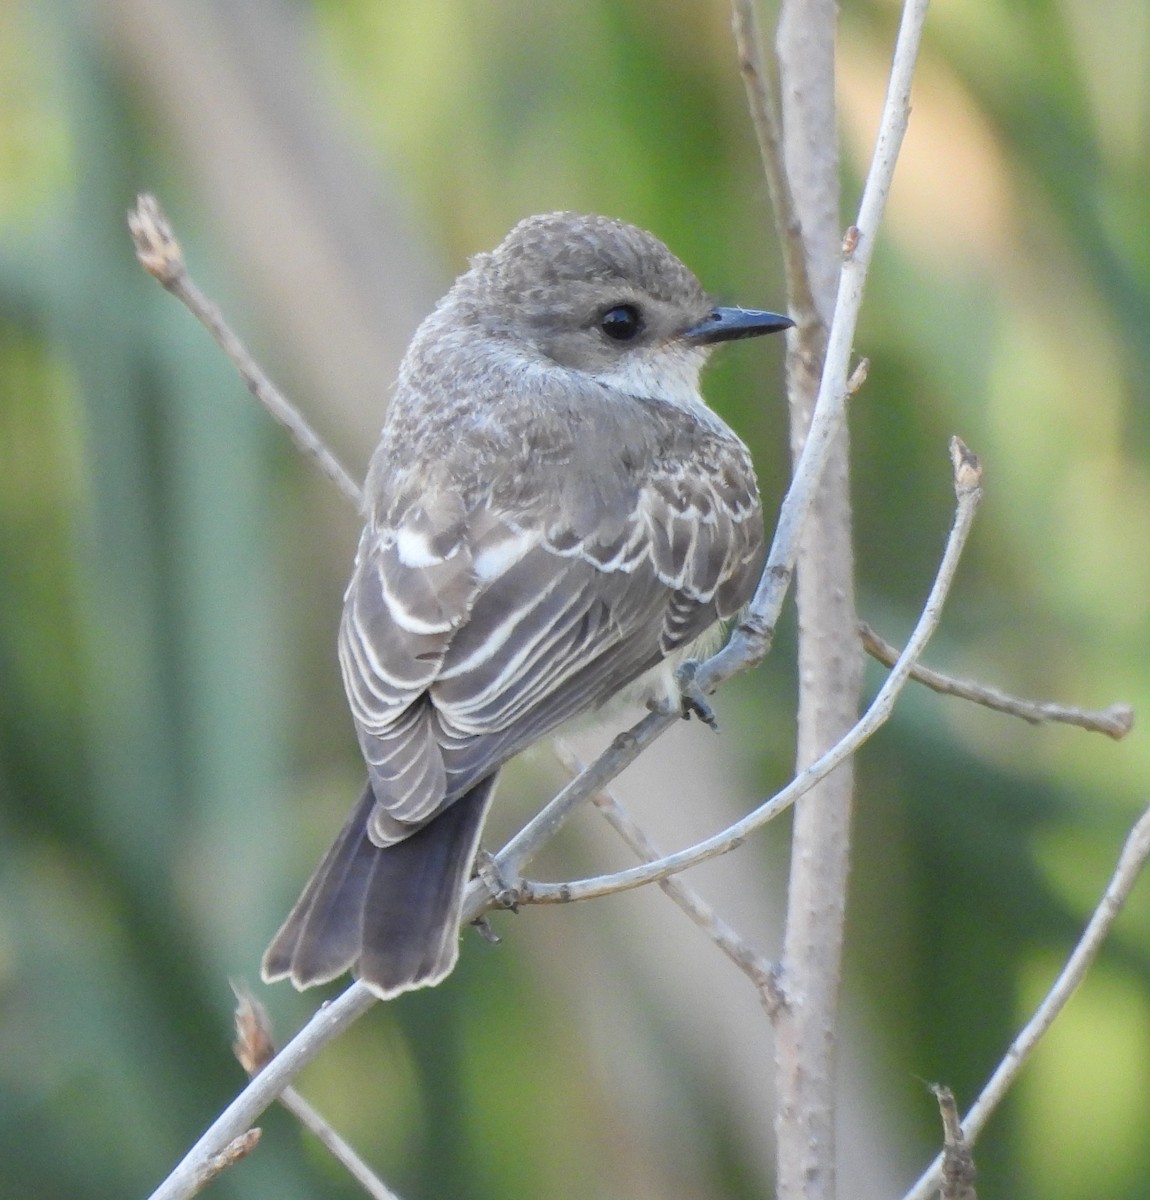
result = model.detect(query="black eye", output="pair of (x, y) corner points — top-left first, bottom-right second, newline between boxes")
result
(599, 303), (643, 341)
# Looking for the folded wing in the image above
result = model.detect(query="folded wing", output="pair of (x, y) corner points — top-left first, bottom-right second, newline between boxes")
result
(339, 396), (764, 850)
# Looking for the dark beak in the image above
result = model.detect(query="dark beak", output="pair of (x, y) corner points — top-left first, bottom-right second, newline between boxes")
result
(682, 306), (794, 346)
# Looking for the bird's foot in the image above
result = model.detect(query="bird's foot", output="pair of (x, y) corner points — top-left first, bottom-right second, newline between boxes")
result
(674, 660), (719, 732)
(473, 848), (520, 911)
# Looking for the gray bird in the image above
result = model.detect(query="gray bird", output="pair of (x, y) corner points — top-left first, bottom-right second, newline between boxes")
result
(262, 212), (792, 998)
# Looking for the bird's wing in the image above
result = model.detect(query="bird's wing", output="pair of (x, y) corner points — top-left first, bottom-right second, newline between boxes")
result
(337, 487), (478, 833)
(340, 393), (764, 847)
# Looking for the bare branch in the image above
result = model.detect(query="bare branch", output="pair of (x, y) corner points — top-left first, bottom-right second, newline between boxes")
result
(902, 801), (1150, 1200)
(277, 1089), (403, 1200)
(860, 623), (1134, 740)
(730, 0), (817, 325)
(553, 740), (782, 1012)
(232, 988), (403, 1200)
(148, 983), (378, 1200)
(520, 443), (980, 905)
(765, 0), (859, 1186)
(128, 194), (366, 512)
(772, 0), (855, 1184)
(491, 0), (935, 887)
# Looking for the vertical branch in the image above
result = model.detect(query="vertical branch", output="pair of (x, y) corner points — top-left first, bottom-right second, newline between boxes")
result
(735, 1), (932, 1195)
(773, 4), (859, 1200)
(731, 0), (817, 324)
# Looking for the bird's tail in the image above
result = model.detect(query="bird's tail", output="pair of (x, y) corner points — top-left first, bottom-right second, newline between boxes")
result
(261, 775), (498, 998)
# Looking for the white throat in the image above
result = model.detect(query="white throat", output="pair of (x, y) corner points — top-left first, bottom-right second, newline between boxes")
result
(588, 345), (710, 410)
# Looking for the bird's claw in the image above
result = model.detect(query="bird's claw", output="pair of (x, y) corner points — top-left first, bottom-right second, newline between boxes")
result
(469, 915), (502, 944)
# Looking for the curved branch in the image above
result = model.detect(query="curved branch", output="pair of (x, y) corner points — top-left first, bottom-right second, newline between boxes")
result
(520, 441), (980, 906)
(706, 0), (935, 688)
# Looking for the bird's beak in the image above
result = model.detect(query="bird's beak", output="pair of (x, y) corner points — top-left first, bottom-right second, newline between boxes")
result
(682, 307), (794, 346)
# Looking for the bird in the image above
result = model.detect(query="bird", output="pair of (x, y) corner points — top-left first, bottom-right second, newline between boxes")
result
(261, 212), (792, 999)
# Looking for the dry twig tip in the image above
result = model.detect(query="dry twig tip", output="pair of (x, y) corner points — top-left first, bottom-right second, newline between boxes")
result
(932, 1084), (977, 1200)
(231, 983), (276, 1076)
(949, 435), (983, 492)
(129, 194), (185, 286)
(127, 194), (365, 511)
(228, 985), (404, 1200)
(846, 357), (870, 397)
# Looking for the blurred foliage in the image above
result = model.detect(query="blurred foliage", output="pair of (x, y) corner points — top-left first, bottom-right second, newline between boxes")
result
(1, 1), (1150, 1198)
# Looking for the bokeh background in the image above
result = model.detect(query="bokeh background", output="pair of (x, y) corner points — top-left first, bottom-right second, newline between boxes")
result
(3, 1), (1150, 1197)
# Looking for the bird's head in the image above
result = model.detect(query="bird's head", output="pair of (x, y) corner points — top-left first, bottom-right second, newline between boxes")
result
(454, 212), (792, 404)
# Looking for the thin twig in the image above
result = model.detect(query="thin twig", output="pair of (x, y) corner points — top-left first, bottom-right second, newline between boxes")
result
(278, 1089), (403, 1200)
(487, 0), (951, 907)
(730, 0), (818, 326)
(148, 983), (379, 1200)
(521, 440), (981, 906)
(233, 988), (403, 1200)
(902, 802), (1150, 1200)
(860, 623), (1134, 740)
(128, 194), (366, 512)
(553, 740), (782, 1013)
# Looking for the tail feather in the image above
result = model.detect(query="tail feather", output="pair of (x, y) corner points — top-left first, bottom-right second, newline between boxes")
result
(262, 776), (497, 998)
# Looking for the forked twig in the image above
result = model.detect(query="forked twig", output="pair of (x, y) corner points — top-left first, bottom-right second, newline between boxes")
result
(148, 984), (378, 1200)
(233, 988), (403, 1200)
(552, 740), (782, 1011)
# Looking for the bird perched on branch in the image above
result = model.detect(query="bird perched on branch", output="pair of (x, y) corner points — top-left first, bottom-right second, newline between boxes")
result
(262, 212), (791, 999)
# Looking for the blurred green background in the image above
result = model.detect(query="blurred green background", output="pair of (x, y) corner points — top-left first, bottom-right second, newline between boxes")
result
(2, 1), (1150, 1197)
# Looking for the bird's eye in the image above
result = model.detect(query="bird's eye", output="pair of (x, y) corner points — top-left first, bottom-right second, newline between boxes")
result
(599, 304), (643, 341)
